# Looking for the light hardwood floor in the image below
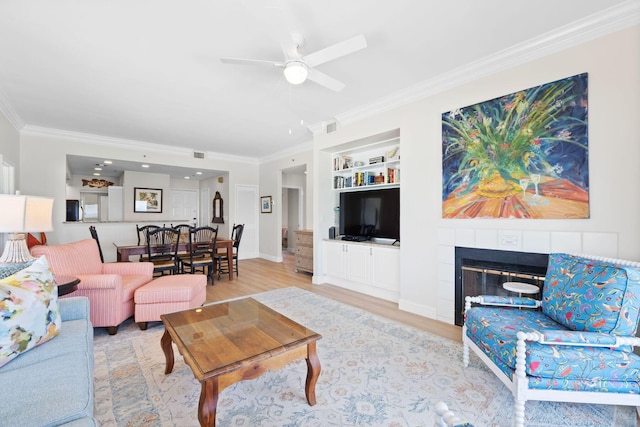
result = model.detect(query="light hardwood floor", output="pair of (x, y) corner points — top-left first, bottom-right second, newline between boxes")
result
(206, 251), (462, 343)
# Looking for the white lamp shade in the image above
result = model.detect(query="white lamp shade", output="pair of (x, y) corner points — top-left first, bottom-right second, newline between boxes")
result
(283, 61), (308, 85)
(0, 195), (54, 233)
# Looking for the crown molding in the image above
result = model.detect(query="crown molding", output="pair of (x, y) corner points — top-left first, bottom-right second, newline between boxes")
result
(20, 125), (259, 164)
(323, 1), (640, 127)
(0, 88), (24, 131)
(22, 125), (192, 154)
(260, 139), (314, 163)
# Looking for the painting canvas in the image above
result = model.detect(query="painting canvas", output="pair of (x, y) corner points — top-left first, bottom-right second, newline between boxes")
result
(134, 187), (162, 213)
(441, 73), (589, 219)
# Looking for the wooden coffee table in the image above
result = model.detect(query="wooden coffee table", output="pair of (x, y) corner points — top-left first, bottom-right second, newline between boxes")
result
(160, 297), (322, 427)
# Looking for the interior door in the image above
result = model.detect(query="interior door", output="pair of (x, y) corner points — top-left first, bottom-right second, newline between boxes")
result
(170, 189), (198, 224)
(235, 185), (258, 259)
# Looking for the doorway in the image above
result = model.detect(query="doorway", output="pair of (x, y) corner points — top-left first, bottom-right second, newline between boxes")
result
(281, 165), (307, 256)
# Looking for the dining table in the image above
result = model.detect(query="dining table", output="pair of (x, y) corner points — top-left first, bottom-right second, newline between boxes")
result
(114, 238), (236, 281)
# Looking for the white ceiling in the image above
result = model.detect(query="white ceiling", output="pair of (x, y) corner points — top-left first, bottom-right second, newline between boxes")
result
(0, 0), (636, 170)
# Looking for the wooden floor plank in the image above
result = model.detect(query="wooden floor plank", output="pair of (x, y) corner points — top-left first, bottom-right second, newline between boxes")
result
(205, 251), (462, 343)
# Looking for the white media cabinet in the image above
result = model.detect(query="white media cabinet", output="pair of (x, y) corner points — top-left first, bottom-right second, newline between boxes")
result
(323, 239), (400, 302)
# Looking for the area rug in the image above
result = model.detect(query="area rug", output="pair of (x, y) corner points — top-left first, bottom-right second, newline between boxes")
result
(93, 287), (637, 426)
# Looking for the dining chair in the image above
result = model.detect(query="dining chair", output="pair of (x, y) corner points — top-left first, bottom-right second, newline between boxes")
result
(88, 225), (104, 263)
(136, 224), (160, 261)
(181, 226), (218, 283)
(136, 224), (160, 245)
(146, 227), (180, 276)
(171, 223), (193, 236)
(215, 223), (244, 280)
(171, 223), (193, 261)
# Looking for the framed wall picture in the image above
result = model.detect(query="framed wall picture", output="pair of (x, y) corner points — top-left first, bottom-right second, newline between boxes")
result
(134, 187), (163, 213)
(261, 195), (272, 213)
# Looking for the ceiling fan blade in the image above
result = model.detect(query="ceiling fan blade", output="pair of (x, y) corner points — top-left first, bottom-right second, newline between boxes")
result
(304, 34), (367, 68)
(307, 68), (346, 92)
(220, 57), (285, 68)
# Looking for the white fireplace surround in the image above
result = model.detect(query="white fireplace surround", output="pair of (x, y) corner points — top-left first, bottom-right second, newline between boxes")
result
(435, 227), (618, 325)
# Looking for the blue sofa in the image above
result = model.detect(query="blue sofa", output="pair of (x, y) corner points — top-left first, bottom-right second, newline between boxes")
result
(0, 296), (95, 426)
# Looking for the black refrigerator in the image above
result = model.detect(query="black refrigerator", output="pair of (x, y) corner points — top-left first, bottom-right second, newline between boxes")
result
(66, 199), (80, 222)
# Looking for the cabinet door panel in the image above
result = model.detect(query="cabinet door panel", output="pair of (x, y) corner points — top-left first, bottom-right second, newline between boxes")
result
(346, 244), (370, 284)
(323, 241), (346, 278)
(371, 247), (400, 291)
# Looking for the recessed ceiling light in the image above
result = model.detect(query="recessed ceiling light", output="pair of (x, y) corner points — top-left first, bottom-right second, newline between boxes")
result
(196, 171), (203, 175)
(141, 164), (150, 168)
(103, 160), (113, 164)
(93, 173), (101, 176)
(184, 176), (190, 179)
(94, 167), (102, 171)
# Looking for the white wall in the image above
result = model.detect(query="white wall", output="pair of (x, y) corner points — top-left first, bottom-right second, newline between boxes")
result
(314, 26), (640, 322)
(0, 110), (19, 191)
(17, 129), (259, 261)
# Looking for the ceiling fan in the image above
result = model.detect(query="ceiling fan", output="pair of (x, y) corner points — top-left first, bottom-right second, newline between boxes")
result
(220, 33), (367, 92)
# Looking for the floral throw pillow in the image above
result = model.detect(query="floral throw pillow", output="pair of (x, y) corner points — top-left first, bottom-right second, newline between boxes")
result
(0, 256), (61, 368)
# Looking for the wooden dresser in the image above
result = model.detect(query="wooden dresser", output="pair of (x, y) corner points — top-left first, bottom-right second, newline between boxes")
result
(294, 229), (313, 274)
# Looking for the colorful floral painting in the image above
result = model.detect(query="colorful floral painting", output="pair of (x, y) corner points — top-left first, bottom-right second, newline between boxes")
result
(442, 73), (589, 219)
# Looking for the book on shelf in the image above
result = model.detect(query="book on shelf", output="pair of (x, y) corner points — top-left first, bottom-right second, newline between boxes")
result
(385, 168), (400, 184)
(334, 155), (352, 171)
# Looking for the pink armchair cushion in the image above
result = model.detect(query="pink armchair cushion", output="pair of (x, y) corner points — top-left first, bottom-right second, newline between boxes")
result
(31, 239), (103, 275)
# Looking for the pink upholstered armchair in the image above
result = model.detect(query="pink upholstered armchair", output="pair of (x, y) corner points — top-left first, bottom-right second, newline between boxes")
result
(32, 239), (153, 335)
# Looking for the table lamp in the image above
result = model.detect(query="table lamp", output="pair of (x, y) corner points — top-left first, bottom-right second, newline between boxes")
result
(0, 194), (54, 263)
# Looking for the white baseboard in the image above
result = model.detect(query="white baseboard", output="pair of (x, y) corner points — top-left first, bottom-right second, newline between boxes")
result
(398, 298), (438, 320)
(259, 253), (282, 263)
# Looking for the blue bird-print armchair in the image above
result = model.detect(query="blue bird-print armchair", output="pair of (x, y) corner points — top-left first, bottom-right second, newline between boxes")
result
(463, 253), (640, 427)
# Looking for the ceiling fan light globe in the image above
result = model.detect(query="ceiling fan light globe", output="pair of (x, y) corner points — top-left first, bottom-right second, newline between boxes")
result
(284, 62), (308, 85)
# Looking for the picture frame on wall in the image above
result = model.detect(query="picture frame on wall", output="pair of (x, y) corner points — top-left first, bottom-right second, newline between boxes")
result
(134, 187), (163, 213)
(261, 195), (272, 213)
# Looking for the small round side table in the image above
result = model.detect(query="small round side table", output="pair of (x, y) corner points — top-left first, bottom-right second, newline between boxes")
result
(503, 281), (539, 297)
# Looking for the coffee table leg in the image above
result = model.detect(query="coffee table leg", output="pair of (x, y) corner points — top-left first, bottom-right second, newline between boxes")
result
(161, 329), (175, 374)
(305, 341), (321, 406)
(199, 378), (220, 427)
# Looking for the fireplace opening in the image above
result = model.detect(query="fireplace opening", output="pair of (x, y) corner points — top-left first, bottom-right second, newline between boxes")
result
(454, 247), (549, 326)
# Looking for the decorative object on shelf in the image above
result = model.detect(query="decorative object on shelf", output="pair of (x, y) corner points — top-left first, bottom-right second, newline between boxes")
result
(385, 146), (399, 160)
(369, 156), (385, 164)
(260, 195), (272, 213)
(133, 187), (163, 213)
(442, 73), (589, 219)
(212, 191), (224, 224)
(81, 178), (114, 188)
(0, 194), (54, 263)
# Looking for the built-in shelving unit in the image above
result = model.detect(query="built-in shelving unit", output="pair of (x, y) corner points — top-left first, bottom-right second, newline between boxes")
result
(332, 136), (400, 191)
(321, 129), (401, 302)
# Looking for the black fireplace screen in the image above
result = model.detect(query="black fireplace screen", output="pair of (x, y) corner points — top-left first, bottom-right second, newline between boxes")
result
(454, 247), (549, 326)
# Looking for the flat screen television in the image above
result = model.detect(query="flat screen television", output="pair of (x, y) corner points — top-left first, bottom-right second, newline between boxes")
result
(339, 187), (400, 241)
